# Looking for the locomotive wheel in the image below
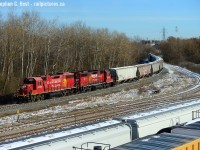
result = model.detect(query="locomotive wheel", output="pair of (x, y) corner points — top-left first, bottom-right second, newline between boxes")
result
(61, 91), (65, 96)
(91, 86), (96, 91)
(36, 95), (41, 101)
(27, 97), (32, 103)
(87, 86), (92, 92)
(104, 83), (108, 88)
(31, 95), (36, 102)
(82, 87), (87, 93)
(75, 88), (80, 94)
(68, 89), (71, 95)
(40, 94), (45, 100)
(66, 90), (70, 96)
(67, 89), (72, 95)
(62, 91), (67, 96)
(23, 97), (29, 103)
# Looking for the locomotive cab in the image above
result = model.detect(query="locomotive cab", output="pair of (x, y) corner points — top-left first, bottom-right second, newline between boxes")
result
(18, 78), (36, 96)
(17, 77), (44, 100)
(104, 70), (114, 86)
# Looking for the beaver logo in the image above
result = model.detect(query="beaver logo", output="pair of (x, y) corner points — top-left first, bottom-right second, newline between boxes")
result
(62, 79), (67, 87)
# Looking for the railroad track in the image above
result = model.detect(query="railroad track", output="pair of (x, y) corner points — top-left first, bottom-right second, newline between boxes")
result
(0, 65), (200, 143)
(1, 93), (200, 143)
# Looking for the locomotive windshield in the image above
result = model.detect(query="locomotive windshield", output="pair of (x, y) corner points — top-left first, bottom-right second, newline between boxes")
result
(24, 78), (35, 84)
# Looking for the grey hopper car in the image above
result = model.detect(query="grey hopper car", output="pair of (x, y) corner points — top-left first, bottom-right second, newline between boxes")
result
(136, 63), (152, 77)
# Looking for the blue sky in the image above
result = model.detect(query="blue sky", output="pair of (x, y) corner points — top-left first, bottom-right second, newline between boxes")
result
(0, 0), (200, 40)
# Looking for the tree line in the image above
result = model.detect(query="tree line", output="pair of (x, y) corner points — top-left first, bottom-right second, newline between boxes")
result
(0, 11), (156, 95)
(160, 37), (200, 73)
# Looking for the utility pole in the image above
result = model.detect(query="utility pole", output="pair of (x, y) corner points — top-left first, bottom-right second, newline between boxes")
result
(175, 26), (178, 38)
(175, 26), (178, 33)
(162, 27), (166, 41)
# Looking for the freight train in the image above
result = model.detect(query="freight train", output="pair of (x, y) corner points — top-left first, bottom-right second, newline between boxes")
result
(16, 54), (163, 103)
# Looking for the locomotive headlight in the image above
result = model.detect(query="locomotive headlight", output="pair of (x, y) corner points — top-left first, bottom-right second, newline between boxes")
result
(22, 85), (27, 89)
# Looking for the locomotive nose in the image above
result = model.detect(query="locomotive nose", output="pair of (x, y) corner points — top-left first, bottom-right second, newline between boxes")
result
(21, 85), (27, 89)
(19, 84), (31, 95)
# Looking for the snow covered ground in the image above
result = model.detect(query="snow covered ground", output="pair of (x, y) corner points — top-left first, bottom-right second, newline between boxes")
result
(0, 64), (197, 126)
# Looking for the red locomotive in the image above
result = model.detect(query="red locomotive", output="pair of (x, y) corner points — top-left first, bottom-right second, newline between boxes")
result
(16, 70), (113, 102)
